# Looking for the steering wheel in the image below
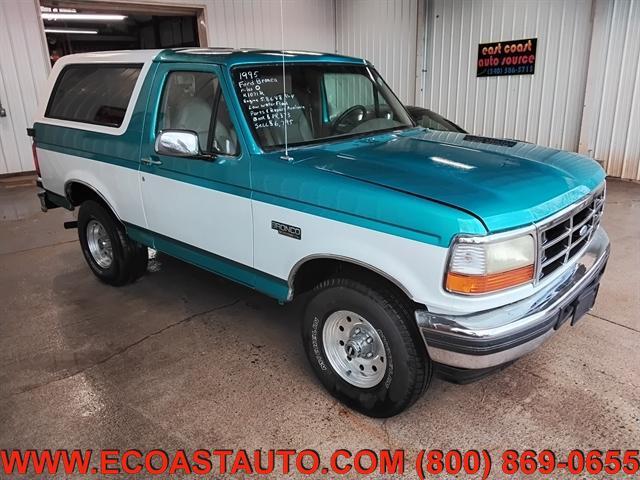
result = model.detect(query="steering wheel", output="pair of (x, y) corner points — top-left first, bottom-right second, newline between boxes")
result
(331, 105), (368, 134)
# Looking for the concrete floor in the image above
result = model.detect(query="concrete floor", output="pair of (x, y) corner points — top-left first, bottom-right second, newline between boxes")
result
(1, 176), (638, 477)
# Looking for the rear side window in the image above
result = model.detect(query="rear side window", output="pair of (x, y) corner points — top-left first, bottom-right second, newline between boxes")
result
(45, 64), (142, 127)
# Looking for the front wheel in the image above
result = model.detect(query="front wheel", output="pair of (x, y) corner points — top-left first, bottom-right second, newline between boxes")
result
(302, 276), (432, 417)
(78, 200), (148, 286)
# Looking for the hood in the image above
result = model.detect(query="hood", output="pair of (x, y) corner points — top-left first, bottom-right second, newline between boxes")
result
(293, 129), (605, 232)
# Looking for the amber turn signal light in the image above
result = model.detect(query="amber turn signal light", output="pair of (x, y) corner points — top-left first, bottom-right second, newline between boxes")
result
(446, 264), (534, 294)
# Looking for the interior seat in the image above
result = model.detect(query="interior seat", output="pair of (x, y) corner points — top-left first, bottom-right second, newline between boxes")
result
(173, 96), (212, 150)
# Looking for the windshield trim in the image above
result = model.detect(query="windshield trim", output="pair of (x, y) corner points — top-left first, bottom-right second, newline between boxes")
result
(230, 63), (416, 153)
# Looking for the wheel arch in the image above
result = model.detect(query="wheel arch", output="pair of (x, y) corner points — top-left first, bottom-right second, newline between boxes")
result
(64, 179), (123, 223)
(288, 254), (422, 306)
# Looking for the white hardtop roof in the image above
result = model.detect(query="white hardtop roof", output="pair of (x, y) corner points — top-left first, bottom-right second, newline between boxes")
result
(55, 49), (162, 65)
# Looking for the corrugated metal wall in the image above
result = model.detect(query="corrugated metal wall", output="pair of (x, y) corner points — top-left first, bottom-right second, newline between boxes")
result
(335, 0), (419, 104)
(0, 0), (50, 175)
(579, 0), (640, 180)
(84, 0), (336, 51)
(422, 0), (594, 152)
(206, 0), (335, 52)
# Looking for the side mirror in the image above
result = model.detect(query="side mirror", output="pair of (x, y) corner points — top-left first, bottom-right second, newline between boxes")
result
(155, 130), (201, 157)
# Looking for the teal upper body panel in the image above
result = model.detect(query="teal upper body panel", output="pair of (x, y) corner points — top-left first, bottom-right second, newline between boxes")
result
(251, 148), (486, 247)
(269, 128), (605, 234)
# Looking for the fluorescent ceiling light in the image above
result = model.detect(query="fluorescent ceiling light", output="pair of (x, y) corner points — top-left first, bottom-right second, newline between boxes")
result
(42, 13), (126, 21)
(41, 7), (77, 12)
(45, 28), (99, 35)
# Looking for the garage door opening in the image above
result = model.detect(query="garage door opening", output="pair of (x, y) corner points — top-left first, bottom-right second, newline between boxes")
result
(39, 1), (206, 64)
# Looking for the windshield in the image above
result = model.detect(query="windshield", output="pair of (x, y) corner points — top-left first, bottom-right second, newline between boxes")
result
(233, 64), (413, 149)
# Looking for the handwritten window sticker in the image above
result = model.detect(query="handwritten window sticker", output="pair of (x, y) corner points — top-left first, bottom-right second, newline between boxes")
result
(236, 69), (306, 140)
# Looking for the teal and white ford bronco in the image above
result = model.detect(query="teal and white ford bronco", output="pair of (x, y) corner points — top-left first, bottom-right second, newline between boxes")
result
(32, 48), (609, 417)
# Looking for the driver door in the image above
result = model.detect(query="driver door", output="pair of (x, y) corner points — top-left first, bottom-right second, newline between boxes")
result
(139, 63), (253, 269)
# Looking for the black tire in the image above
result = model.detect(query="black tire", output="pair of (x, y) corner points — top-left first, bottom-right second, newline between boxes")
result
(302, 276), (432, 417)
(77, 200), (148, 286)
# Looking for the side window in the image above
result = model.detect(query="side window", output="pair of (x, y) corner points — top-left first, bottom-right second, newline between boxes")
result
(324, 73), (375, 120)
(46, 64), (141, 127)
(158, 71), (239, 156)
(158, 72), (218, 150)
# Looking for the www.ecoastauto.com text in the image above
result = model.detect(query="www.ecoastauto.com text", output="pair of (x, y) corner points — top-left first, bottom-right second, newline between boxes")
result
(2, 448), (639, 476)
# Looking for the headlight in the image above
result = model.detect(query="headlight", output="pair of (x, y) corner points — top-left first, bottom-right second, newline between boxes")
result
(446, 234), (535, 294)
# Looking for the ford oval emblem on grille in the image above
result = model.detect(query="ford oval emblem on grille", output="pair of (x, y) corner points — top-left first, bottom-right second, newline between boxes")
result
(579, 225), (590, 236)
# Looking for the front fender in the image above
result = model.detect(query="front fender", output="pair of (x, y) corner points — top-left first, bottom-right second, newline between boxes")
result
(251, 198), (450, 307)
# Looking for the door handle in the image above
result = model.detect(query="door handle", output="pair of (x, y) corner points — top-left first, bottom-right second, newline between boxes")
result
(141, 157), (162, 166)
(0, 98), (6, 117)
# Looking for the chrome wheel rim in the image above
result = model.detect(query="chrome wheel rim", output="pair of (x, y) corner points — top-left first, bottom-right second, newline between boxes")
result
(86, 219), (113, 269)
(322, 310), (386, 388)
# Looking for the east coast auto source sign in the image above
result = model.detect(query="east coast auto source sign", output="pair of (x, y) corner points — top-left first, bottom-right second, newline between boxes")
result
(477, 38), (537, 77)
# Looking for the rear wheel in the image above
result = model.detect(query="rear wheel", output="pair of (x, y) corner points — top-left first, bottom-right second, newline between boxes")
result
(302, 276), (432, 417)
(78, 200), (147, 286)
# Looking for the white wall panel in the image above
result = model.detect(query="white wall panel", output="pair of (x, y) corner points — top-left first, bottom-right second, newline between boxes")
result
(77, 0), (336, 51)
(579, 0), (640, 180)
(335, 0), (419, 104)
(422, 0), (593, 152)
(206, 0), (335, 52)
(0, 0), (50, 175)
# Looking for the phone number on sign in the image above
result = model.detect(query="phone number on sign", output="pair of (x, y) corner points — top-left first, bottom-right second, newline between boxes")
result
(415, 449), (640, 478)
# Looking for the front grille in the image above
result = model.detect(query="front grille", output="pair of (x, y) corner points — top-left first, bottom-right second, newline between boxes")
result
(536, 187), (605, 280)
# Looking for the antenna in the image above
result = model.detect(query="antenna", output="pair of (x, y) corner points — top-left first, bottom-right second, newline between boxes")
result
(279, 0), (293, 161)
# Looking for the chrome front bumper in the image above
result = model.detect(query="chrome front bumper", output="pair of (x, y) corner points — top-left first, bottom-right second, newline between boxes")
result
(416, 227), (610, 370)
